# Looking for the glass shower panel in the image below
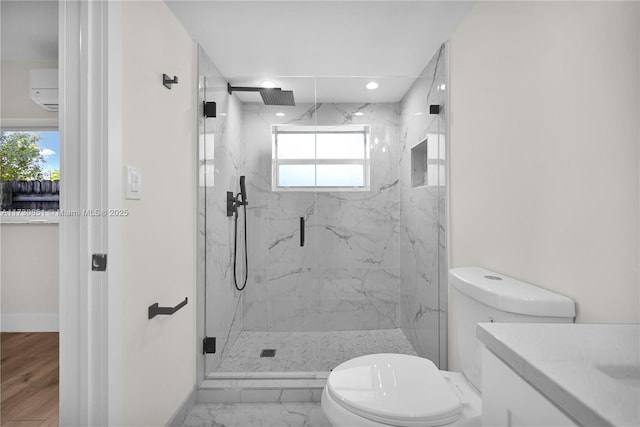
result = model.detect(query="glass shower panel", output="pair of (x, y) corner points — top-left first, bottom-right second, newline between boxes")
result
(240, 77), (319, 337)
(435, 46), (449, 369)
(199, 48), (248, 375)
(201, 51), (449, 375)
(396, 45), (449, 369)
(311, 74), (448, 368)
(312, 77), (404, 337)
(399, 74), (444, 365)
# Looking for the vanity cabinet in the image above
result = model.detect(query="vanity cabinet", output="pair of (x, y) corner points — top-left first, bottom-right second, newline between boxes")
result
(481, 347), (578, 427)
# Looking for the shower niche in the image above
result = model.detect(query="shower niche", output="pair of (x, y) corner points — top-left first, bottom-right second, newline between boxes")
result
(411, 133), (446, 188)
(411, 137), (428, 188)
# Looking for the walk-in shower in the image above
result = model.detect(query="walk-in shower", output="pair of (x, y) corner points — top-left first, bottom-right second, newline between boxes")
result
(197, 43), (449, 381)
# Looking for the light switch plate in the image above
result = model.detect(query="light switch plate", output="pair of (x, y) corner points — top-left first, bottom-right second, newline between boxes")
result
(125, 165), (142, 200)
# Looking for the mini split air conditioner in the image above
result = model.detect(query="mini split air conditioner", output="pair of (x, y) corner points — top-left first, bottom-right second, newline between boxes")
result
(29, 69), (58, 112)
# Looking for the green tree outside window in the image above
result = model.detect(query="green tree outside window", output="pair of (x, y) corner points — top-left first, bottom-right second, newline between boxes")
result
(0, 132), (46, 181)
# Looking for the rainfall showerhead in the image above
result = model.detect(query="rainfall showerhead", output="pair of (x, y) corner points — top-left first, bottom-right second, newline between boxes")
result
(260, 88), (295, 106)
(227, 83), (296, 106)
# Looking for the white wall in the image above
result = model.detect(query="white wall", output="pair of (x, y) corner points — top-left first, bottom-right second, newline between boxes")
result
(0, 223), (59, 331)
(0, 60), (58, 127)
(113, 2), (197, 425)
(449, 1), (639, 368)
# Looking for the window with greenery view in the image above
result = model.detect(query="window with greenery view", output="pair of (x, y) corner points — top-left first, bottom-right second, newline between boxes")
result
(0, 131), (60, 211)
(272, 125), (370, 191)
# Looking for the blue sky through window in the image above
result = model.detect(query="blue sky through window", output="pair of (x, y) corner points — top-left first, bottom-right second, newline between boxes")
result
(36, 131), (59, 174)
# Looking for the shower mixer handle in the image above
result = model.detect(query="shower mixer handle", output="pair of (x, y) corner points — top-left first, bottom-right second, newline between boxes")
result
(226, 191), (236, 217)
(226, 192), (247, 217)
(226, 177), (249, 217)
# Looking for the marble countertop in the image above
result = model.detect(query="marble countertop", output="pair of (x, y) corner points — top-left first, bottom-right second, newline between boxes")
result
(477, 323), (640, 427)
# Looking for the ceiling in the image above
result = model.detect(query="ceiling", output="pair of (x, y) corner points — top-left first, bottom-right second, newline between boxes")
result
(1, 0), (58, 62)
(166, 1), (473, 103)
(0, 1), (473, 102)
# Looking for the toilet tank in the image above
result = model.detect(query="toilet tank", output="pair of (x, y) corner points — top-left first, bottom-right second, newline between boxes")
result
(449, 267), (575, 392)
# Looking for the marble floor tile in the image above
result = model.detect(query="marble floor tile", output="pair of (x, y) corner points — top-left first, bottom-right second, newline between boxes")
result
(182, 402), (331, 427)
(217, 328), (417, 372)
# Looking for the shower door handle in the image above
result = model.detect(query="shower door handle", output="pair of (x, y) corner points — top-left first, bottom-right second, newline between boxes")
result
(300, 217), (305, 247)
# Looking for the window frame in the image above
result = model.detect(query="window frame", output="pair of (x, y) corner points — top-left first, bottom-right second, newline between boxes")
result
(0, 126), (61, 223)
(271, 125), (371, 192)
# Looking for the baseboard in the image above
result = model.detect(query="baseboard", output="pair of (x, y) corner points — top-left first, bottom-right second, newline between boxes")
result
(1, 314), (59, 332)
(166, 386), (197, 427)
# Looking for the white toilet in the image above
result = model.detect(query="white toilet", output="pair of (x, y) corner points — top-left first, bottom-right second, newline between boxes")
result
(321, 267), (576, 427)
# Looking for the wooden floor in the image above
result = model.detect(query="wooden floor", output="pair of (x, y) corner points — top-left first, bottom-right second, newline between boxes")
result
(1, 333), (58, 427)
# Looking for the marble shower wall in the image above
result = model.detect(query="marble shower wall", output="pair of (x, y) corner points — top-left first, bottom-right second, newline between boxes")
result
(198, 47), (245, 372)
(399, 44), (448, 368)
(241, 101), (402, 331)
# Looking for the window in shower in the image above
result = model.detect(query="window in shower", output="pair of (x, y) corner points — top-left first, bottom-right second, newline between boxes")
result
(272, 125), (370, 191)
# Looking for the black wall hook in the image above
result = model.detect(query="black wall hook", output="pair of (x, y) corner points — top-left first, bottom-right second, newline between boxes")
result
(163, 74), (179, 89)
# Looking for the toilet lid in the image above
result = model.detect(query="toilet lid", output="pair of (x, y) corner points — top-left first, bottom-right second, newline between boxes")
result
(326, 354), (462, 427)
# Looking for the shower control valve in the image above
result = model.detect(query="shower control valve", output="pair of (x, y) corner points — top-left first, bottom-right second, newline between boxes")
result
(226, 191), (236, 217)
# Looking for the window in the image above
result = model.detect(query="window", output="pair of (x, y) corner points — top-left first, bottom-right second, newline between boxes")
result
(272, 125), (370, 191)
(0, 130), (60, 211)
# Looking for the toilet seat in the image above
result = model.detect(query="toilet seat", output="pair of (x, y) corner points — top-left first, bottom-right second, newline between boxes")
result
(326, 354), (462, 427)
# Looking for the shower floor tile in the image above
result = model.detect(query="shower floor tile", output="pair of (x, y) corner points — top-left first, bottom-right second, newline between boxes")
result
(183, 402), (330, 427)
(216, 328), (417, 372)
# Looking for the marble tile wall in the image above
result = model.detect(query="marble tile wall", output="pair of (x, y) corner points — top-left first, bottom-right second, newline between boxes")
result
(399, 44), (448, 368)
(241, 101), (402, 331)
(198, 47), (245, 373)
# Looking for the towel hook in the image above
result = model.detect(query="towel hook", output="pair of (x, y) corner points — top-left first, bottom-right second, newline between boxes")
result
(163, 74), (178, 89)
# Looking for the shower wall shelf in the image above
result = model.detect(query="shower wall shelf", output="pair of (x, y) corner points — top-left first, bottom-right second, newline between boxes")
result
(411, 137), (429, 188)
(148, 297), (188, 319)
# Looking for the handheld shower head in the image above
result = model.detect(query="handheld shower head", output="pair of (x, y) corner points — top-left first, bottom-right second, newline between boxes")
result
(239, 175), (247, 204)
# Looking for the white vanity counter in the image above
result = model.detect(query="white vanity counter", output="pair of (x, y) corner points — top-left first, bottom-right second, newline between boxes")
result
(477, 323), (640, 427)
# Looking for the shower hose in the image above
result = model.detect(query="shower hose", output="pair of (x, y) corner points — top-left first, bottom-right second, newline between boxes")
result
(233, 195), (248, 291)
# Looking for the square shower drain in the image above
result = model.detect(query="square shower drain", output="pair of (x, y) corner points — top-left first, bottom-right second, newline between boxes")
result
(260, 349), (276, 357)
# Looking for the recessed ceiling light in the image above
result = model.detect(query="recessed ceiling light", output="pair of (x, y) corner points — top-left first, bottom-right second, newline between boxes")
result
(415, 112), (424, 116)
(366, 81), (379, 90)
(276, 112), (285, 117)
(219, 112), (227, 117)
(353, 112), (364, 116)
(260, 80), (277, 89)
(439, 84), (446, 91)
